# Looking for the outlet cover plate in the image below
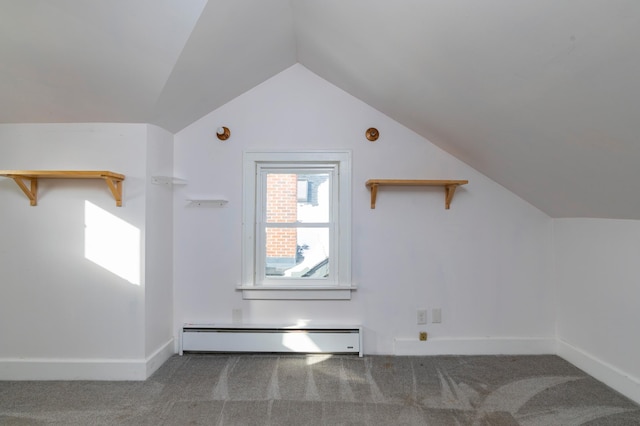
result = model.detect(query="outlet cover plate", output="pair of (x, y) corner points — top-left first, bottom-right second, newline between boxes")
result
(417, 309), (427, 324)
(432, 308), (442, 324)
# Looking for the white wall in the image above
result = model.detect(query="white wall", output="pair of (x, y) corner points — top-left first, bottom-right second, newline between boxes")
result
(555, 218), (640, 403)
(173, 64), (556, 355)
(0, 123), (172, 379)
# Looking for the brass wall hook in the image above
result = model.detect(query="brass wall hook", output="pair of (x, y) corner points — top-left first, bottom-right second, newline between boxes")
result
(366, 127), (379, 142)
(216, 127), (230, 141)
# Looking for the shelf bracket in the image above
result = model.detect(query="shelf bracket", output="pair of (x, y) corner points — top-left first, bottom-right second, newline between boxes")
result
(369, 183), (379, 209)
(444, 184), (458, 210)
(104, 177), (123, 207)
(11, 176), (38, 206)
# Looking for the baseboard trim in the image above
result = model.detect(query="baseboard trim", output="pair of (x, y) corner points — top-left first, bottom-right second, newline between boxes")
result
(0, 338), (175, 381)
(394, 337), (556, 356)
(145, 338), (175, 378)
(0, 357), (147, 381)
(557, 339), (640, 405)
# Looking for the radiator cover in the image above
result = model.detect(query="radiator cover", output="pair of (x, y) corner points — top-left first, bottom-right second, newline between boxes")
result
(180, 324), (363, 357)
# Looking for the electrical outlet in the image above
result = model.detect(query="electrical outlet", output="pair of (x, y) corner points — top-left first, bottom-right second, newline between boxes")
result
(432, 308), (442, 324)
(419, 331), (428, 341)
(417, 309), (427, 324)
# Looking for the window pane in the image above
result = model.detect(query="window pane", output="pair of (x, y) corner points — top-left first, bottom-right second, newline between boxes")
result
(266, 172), (330, 224)
(265, 227), (329, 279)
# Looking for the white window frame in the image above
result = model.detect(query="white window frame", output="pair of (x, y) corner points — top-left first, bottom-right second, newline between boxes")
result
(239, 150), (354, 300)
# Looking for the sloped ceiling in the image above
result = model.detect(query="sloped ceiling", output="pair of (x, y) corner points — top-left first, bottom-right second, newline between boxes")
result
(1, 0), (639, 219)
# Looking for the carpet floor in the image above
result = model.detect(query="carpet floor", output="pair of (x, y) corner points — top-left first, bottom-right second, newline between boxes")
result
(1, 354), (639, 425)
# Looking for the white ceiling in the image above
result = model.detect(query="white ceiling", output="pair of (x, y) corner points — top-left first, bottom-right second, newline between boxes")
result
(2, 0), (639, 219)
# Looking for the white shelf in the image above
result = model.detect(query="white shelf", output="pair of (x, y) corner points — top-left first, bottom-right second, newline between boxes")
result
(151, 176), (187, 185)
(186, 199), (228, 207)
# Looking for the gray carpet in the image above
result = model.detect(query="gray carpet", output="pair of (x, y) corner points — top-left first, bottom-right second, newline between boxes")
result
(1, 354), (640, 425)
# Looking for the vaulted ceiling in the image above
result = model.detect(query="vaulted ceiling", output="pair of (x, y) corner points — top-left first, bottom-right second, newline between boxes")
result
(2, 0), (640, 219)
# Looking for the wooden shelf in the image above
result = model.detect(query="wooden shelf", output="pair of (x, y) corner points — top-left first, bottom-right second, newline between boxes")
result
(0, 170), (125, 206)
(365, 179), (468, 209)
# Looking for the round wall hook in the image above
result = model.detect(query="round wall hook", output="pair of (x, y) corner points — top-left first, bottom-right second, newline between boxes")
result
(216, 127), (230, 141)
(366, 127), (379, 142)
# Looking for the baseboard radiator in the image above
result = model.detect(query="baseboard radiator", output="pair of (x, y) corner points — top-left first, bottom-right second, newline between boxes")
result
(180, 324), (363, 357)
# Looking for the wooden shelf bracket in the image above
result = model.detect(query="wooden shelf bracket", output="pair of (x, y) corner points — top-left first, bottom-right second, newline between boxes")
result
(368, 183), (379, 209)
(104, 176), (124, 207)
(365, 179), (468, 209)
(444, 184), (459, 210)
(11, 175), (38, 206)
(0, 170), (125, 206)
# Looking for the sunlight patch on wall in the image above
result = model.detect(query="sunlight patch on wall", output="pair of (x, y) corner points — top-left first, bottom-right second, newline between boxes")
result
(84, 200), (141, 285)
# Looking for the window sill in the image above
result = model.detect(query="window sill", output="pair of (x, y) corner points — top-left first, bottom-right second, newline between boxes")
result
(236, 285), (357, 300)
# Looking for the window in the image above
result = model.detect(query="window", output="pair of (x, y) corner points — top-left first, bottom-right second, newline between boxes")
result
(240, 151), (353, 300)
